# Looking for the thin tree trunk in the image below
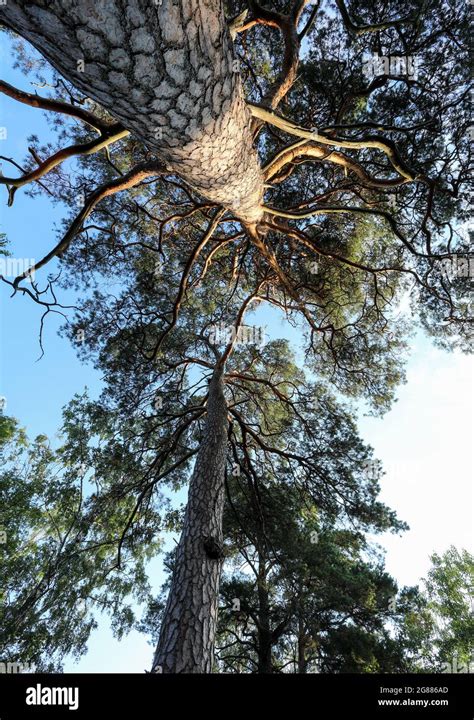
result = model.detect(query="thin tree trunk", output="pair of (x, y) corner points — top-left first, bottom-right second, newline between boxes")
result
(151, 365), (228, 673)
(256, 550), (273, 673)
(1, 1), (264, 224)
(297, 613), (308, 674)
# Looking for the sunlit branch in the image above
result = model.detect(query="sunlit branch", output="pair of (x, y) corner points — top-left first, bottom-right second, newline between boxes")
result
(12, 161), (166, 289)
(0, 78), (116, 132)
(263, 139), (407, 188)
(262, 204), (437, 258)
(1, 126), (129, 205)
(192, 232), (245, 288)
(249, 104), (421, 181)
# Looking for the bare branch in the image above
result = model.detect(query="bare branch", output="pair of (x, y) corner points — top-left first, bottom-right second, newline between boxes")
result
(12, 161), (166, 289)
(249, 104), (422, 181)
(1, 126), (129, 205)
(0, 78), (116, 133)
(334, 0), (417, 36)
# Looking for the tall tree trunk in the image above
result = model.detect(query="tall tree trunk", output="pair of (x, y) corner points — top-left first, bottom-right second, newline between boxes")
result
(1, 1), (264, 224)
(151, 365), (228, 673)
(256, 550), (273, 673)
(297, 612), (308, 673)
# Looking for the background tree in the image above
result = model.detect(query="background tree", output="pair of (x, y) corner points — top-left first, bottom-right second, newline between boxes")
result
(215, 376), (414, 674)
(136, 343), (413, 673)
(0, 413), (167, 671)
(399, 547), (474, 673)
(48, 202), (406, 673)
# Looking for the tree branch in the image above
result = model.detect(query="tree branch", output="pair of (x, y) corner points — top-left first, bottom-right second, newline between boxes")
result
(249, 104), (422, 181)
(1, 126), (129, 205)
(12, 161), (166, 289)
(0, 78), (115, 133)
(335, 0), (417, 36)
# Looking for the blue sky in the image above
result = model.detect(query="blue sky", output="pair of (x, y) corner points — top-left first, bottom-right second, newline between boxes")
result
(0, 34), (472, 673)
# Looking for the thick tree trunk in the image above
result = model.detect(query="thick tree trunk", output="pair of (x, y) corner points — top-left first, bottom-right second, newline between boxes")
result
(151, 366), (228, 673)
(1, 1), (264, 224)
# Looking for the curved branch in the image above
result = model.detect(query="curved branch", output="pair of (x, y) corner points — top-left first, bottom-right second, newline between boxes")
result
(298, 1), (320, 40)
(249, 104), (422, 181)
(264, 138), (407, 188)
(192, 232), (244, 288)
(1, 126), (129, 205)
(335, 0), (417, 36)
(12, 161), (166, 289)
(249, 227), (321, 333)
(150, 208), (226, 357)
(0, 78), (115, 133)
(218, 280), (267, 368)
(262, 207), (443, 260)
(246, 1), (314, 118)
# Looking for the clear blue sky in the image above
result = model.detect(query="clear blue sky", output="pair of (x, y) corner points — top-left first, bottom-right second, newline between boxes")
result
(0, 34), (472, 673)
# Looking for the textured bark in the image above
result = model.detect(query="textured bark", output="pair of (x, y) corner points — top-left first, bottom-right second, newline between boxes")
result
(0, 1), (264, 223)
(297, 614), (308, 673)
(256, 551), (273, 673)
(152, 366), (228, 673)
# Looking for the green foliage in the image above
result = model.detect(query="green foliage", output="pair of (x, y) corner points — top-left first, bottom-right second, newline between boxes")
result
(399, 547), (474, 672)
(215, 461), (411, 673)
(0, 415), (164, 671)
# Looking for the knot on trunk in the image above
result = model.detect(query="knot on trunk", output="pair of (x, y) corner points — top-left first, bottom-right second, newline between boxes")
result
(203, 536), (224, 560)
